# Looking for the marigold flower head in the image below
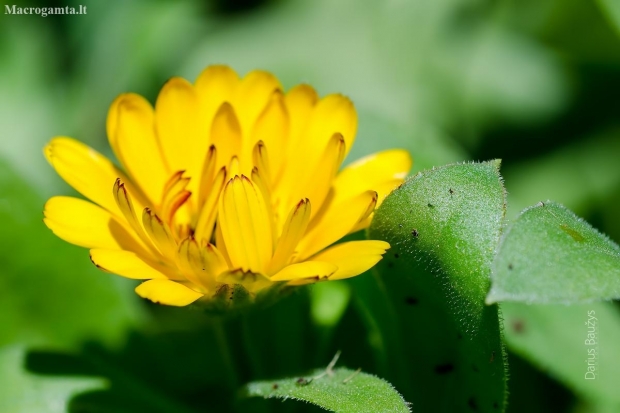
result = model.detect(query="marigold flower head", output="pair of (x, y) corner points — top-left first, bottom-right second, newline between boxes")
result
(43, 65), (411, 308)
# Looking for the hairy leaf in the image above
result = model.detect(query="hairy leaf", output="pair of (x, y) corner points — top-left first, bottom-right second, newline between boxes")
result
(365, 161), (508, 412)
(488, 201), (620, 304)
(245, 367), (410, 413)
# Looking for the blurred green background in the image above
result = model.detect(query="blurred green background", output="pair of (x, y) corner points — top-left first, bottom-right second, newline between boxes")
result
(1, 0), (620, 412)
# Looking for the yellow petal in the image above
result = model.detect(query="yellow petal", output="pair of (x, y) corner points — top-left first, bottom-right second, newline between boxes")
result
(159, 171), (192, 226)
(45, 137), (128, 218)
(344, 178), (406, 234)
(333, 149), (411, 205)
(349, 214), (373, 235)
(310, 240), (390, 280)
(299, 94), (357, 166)
(276, 134), (345, 229)
(304, 133), (346, 217)
(267, 198), (311, 275)
(202, 241), (229, 282)
(89, 249), (174, 280)
(228, 155), (241, 177)
(234, 70), (282, 137)
(195, 65), (239, 128)
(276, 95), (353, 218)
(113, 178), (158, 254)
(142, 208), (178, 261)
(106, 93), (170, 204)
(270, 261), (337, 282)
(194, 166), (227, 243)
(219, 176), (272, 273)
(251, 91), (289, 181)
(178, 237), (213, 290)
(44, 196), (142, 251)
(197, 145), (217, 209)
(155, 77), (208, 197)
(277, 85), (318, 203)
(210, 102), (243, 172)
(298, 190), (378, 260)
(371, 179), (405, 208)
(251, 164), (277, 247)
(215, 221), (232, 268)
(177, 239), (228, 292)
(285, 84), (318, 147)
(252, 141), (272, 185)
(135, 279), (203, 306)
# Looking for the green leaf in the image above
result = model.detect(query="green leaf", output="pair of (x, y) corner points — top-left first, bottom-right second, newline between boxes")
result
(596, 0), (620, 37)
(366, 160), (508, 412)
(487, 201), (620, 304)
(502, 301), (620, 410)
(0, 346), (105, 413)
(244, 366), (410, 413)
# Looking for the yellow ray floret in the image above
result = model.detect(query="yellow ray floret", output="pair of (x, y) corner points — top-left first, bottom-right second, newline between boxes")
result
(43, 65), (411, 307)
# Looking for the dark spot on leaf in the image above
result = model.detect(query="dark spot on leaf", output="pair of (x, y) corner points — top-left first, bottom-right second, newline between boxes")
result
(493, 401), (499, 409)
(457, 332), (463, 339)
(468, 397), (478, 410)
(508, 263), (513, 270)
(434, 363), (454, 374)
(449, 188), (455, 195)
(388, 262), (394, 268)
(428, 203), (434, 208)
(394, 253), (399, 259)
(512, 319), (525, 334)
(560, 224), (585, 242)
(272, 384), (279, 390)
(472, 364), (479, 372)
(296, 378), (311, 386)
(411, 229), (419, 238)
(405, 296), (418, 305)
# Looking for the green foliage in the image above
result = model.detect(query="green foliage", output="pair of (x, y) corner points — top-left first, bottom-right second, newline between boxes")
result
(502, 130), (620, 215)
(310, 281), (351, 328)
(0, 346), (105, 413)
(245, 366), (410, 413)
(0, 160), (144, 411)
(502, 302), (620, 411)
(365, 161), (508, 412)
(0, 160), (143, 349)
(488, 201), (620, 303)
(597, 0), (620, 36)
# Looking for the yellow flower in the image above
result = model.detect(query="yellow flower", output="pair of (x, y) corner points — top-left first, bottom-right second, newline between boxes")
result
(43, 65), (411, 307)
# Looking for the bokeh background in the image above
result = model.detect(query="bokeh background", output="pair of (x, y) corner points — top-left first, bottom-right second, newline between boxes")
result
(1, 0), (620, 411)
